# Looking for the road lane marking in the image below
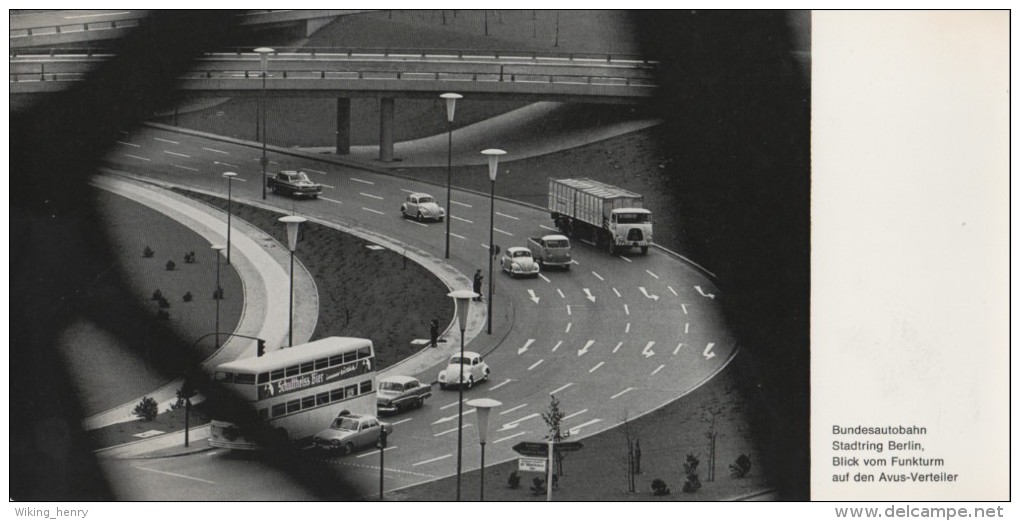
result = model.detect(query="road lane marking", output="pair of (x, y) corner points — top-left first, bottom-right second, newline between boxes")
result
(639, 287), (660, 300)
(500, 413), (540, 431)
(499, 403), (527, 415)
(612, 287), (622, 298)
(703, 342), (717, 360)
(623, 304), (629, 315)
(591, 271), (604, 281)
(434, 424), (472, 437)
(405, 219), (428, 228)
(528, 359), (544, 371)
(611, 387), (634, 399)
(669, 286), (679, 296)
(134, 466), (216, 484)
(564, 322), (572, 333)
(673, 343), (683, 355)
(494, 227), (513, 237)
(391, 418), (413, 426)
(577, 340), (594, 357)
(124, 154), (150, 161)
(540, 224), (557, 232)
(551, 340), (562, 352)
(493, 432), (529, 444)
(681, 303), (688, 314)
(652, 364), (665, 376)
(625, 322), (631, 333)
(518, 339), (535, 355)
(412, 454), (453, 466)
(432, 409), (477, 425)
(613, 341), (623, 353)
(646, 269), (659, 279)
(320, 183), (336, 189)
(451, 200), (472, 208)
(549, 383), (573, 396)
(154, 137), (179, 144)
(685, 323), (690, 334)
(589, 361), (605, 373)
(617, 255), (632, 263)
(351, 177), (375, 185)
(116, 140), (140, 147)
(695, 285), (716, 299)
(360, 192), (383, 200)
(362, 207), (384, 215)
(642, 341), (656, 358)
(305, 168), (326, 175)
(173, 165), (199, 172)
(450, 232), (467, 240)
(227, 177), (247, 182)
(269, 160), (279, 165)
(440, 399), (465, 410)
(203, 147), (229, 154)
(481, 244), (489, 249)
(527, 290), (540, 304)
(400, 188), (414, 193)
(566, 305), (571, 316)
(567, 419), (602, 435)
(556, 289), (565, 299)
(489, 378), (514, 392)
(357, 446), (398, 458)
(451, 215), (473, 224)
(214, 161), (240, 169)
(164, 150), (190, 157)
(496, 211), (519, 220)
(320, 196), (343, 205)
(562, 409), (588, 421)
(538, 274), (550, 283)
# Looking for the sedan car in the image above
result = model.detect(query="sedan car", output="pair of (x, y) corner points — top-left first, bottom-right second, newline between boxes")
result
(501, 247), (540, 278)
(437, 351), (490, 389)
(400, 193), (446, 222)
(312, 412), (393, 455)
(377, 375), (431, 414)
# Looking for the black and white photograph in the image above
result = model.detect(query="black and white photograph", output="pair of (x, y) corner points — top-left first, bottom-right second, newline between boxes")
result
(8, 8), (1008, 514)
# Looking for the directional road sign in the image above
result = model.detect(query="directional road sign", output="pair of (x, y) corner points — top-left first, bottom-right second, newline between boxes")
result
(512, 441), (548, 457)
(557, 441), (584, 452)
(518, 457), (547, 473)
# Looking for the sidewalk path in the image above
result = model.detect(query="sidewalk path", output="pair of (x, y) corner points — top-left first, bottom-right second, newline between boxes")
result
(84, 174), (319, 429)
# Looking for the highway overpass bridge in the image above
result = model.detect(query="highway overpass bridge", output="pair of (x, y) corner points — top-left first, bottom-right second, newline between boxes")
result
(10, 48), (657, 161)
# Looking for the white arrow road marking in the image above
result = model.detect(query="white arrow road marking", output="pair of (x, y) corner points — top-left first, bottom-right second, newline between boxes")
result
(565, 322), (572, 333)
(617, 255), (632, 263)
(591, 271), (604, 281)
(305, 168), (326, 175)
(528, 359), (544, 371)
(432, 409), (476, 425)
(646, 270), (659, 279)
(320, 196), (344, 205)
(611, 387), (634, 400)
(357, 446), (398, 459)
(164, 150), (189, 157)
(673, 343), (684, 355)
(549, 383), (573, 396)
(567, 419), (602, 436)
(214, 161), (239, 169)
(651, 364), (665, 376)
(570, 259), (580, 265)
(703, 342), (717, 360)
(174, 165), (199, 172)
(695, 285), (716, 299)
(527, 289), (540, 305)
(451, 200), (472, 208)
(494, 227), (513, 236)
(489, 378), (514, 391)
(124, 154), (150, 161)
(639, 287), (660, 301)
(551, 341), (563, 352)
(434, 424), (472, 437)
(642, 341), (656, 358)
(500, 413), (541, 431)
(360, 192), (383, 200)
(577, 340), (594, 357)
(134, 466), (216, 484)
(362, 207), (384, 215)
(668, 286), (678, 296)
(350, 177), (375, 185)
(562, 409), (588, 421)
(518, 339), (535, 355)
(589, 361), (605, 373)
(613, 288), (622, 298)
(154, 137), (179, 144)
(413, 454), (452, 466)
(540, 224), (557, 232)
(116, 141), (140, 147)
(538, 274), (550, 283)
(499, 404), (527, 416)
(556, 289), (565, 299)
(681, 303), (688, 315)
(613, 341), (623, 353)
(451, 215), (473, 224)
(494, 432), (529, 444)
(440, 399), (466, 411)
(496, 212), (519, 220)
(203, 147), (229, 154)
(583, 288), (596, 302)
(685, 323), (690, 334)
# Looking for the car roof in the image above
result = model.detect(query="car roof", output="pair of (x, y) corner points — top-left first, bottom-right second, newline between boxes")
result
(453, 351), (481, 359)
(409, 192), (433, 198)
(542, 234), (569, 241)
(507, 246), (529, 252)
(379, 375), (418, 384)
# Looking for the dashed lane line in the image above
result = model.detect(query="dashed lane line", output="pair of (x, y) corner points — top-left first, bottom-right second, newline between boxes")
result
(556, 289), (565, 299)
(617, 255), (632, 263)
(412, 454), (452, 466)
(549, 383), (573, 395)
(565, 322), (572, 333)
(451, 215), (473, 224)
(362, 207), (385, 215)
(134, 466), (216, 484)
(124, 154), (150, 161)
(528, 359), (544, 371)
(592, 271), (604, 281)
(203, 147), (229, 154)
(669, 286), (679, 296)
(305, 168), (326, 175)
(652, 364), (665, 376)
(164, 150), (190, 158)
(540, 224), (557, 232)
(681, 303), (688, 314)
(551, 341), (562, 352)
(440, 399), (465, 411)
(451, 200), (472, 208)
(496, 211), (520, 220)
(613, 288), (622, 298)
(173, 165), (198, 172)
(356, 446), (398, 459)
(320, 184), (336, 190)
(493, 432), (529, 444)
(611, 387), (635, 400)
(489, 378), (513, 391)
(538, 274), (550, 283)
(351, 177), (375, 185)
(154, 137), (179, 144)
(613, 341), (623, 353)
(320, 196), (343, 205)
(391, 418), (413, 426)
(116, 141), (140, 147)
(493, 227), (513, 237)
(589, 361), (605, 373)
(499, 403), (527, 415)
(405, 220), (428, 228)
(214, 161), (240, 169)
(360, 192), (384, 200)
(646, 269), (659, 279)
(450, 232), (467, 240)
(434, 424), (472, 437)
(673, 343), (683, 355)
(624, 304), (630, 316)
(562, 409), (588, 421)
(625, 322), (631, 333)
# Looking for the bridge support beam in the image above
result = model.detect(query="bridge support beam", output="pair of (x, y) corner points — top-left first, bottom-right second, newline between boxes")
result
(335, 97), (351, 155)
(379, 97), (395, 162)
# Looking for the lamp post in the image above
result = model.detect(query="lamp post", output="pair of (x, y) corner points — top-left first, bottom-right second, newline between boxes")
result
(255, 47), (274, 200)
(466, 398), (501, 501)
(440, 92), (462, 260)
(448, 289), (478, 501)
(481, 149), (506, 335)
(211, 244), (225, 348)
(222, 172), (238, 265)
(279, 215), (306, 347)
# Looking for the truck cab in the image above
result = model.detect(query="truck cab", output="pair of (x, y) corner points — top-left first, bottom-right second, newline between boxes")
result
(609, 208), (653, 254)
(527, 234), (572, 270)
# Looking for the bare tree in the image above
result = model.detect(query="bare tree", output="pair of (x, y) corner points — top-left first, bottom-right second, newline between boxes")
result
(541, 394), (570, 476)
(702, 403), (724, 482)
(617, 410), (637, 493)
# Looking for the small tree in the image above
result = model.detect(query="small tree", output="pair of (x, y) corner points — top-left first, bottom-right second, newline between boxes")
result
(143, 246), (155, 258)
(165, 259), (176, 271)
(156, 309), (170, 321)
(618, 410), (637, 493)
(682, 453), (702, 493)
(151, 289), (163, 301)
(182, 291), (193, 302)
(730, 454), (752, 478)
(651, 479), (671, 496)
(157, 296), (171, 309)
(541, 395), (570, 476)
(133, 396), (158, 421)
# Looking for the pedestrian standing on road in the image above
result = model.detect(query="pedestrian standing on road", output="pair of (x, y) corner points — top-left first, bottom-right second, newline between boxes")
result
(429, 317), (440, 347)
(473, 269), (483, 301)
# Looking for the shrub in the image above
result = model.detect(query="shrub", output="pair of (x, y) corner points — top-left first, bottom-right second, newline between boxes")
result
(133, 396), (158, 421)
(213, 287), (224, 300)
(529, 477), (546, 495)
(682, 453), (702, 493)
(157, 296), (171, 309)
(507, 471), (521, 489)
(156, 309), (170, 321)
(730, 454), (752, 478)
(143, 246), (155, 258)
(651, 478), (671, 496)
(151, 289), (163, 301)
(165, 260), (176, 271)
(182, 291), (193, 302)
(682, 474), (702, 493)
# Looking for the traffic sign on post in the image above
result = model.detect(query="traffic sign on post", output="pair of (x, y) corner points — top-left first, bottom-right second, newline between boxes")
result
(512, 441), (548, 457)
(518, 456), (547, 473)
(557, 441), (584, 452)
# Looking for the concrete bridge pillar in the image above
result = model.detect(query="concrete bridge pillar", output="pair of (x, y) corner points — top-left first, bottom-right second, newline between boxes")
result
(379, 97), (395, 162)
(335, 97), (351, 155)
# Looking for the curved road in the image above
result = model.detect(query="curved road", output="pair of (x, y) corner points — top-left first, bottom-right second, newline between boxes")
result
(95, 125), (736, 499)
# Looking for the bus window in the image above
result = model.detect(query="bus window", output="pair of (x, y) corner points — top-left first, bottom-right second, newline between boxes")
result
(330, 388), (344, 401)
(257, 372), (269, 384)
(345, 385), (358, 398)
(329, 355), (342, 366)
(316, 392), (329, 405)
(300, 362), (314, 374)
(271, 403), (286, 417)
(285, 365), (299, 377)
(286, 400), (300, 414)
(301, 396), (315, 409)
(271, 368), (284, 381)
(360, 380), (372, 393)
(214, 371), (234, 383)
(314, 358), (328, 370)
(235, 373), (256, 385)
(358, 346), (371, 358)
(343, 351), (356, 363)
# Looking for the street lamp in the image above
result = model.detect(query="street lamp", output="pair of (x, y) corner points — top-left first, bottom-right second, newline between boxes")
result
(481, 148), (506, 335)
(440, 92), (462, 260)
(279, 215), (306, 347)
(211, 244), (225, 348)
(222, 172), (238, 265)
(448, 289), (478, 501)
(466, 398), (501, 501)
(255, 47), (274, 200)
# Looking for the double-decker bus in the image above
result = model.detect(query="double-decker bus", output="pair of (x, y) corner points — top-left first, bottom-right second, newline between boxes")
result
(208, 337), (376, 450)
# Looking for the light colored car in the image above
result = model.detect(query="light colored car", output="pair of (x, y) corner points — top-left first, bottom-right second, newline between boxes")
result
(377, 375), (431, 414)
(312, 412), (393, 455)
(400, 193), (446, 222)
(437, 351), (490, 390)
(501, 247), (541, 278)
